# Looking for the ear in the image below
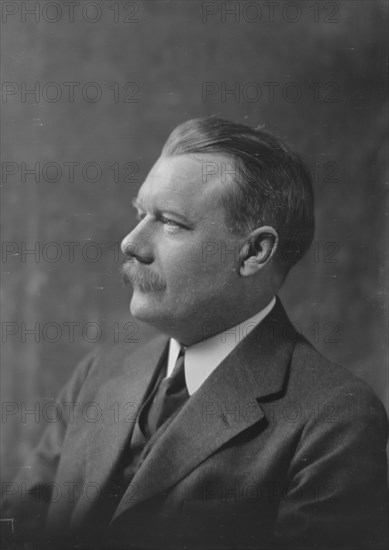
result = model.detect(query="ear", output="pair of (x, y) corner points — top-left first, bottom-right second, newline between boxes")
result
(239, 226), (278, 277)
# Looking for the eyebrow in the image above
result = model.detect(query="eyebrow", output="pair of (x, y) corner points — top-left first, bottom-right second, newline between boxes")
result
(131, 197), (193, 225)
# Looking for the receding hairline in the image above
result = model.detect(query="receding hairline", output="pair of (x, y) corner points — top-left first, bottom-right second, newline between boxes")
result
(158, 150), (249, 212)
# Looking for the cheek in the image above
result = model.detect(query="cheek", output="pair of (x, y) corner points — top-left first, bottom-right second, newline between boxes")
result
(164, 249), (237, 291)
(155, 231), (239, 286)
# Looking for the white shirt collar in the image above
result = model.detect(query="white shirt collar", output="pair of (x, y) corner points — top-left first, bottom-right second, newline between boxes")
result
(167, 297), (276, 395)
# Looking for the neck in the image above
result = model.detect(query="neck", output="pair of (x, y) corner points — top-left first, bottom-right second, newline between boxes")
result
(161, 294), (276, 346)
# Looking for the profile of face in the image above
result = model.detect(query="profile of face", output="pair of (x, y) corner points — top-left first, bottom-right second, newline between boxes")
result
(121, 153), (277, 345)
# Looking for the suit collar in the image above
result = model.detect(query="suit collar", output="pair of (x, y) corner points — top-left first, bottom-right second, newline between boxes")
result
(110, 297), (297, 523)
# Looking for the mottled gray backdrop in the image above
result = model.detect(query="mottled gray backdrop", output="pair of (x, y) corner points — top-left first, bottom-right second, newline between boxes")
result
(1, 0), (388, 482)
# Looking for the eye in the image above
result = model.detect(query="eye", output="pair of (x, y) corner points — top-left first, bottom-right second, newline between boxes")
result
(160, 216), (180, 228)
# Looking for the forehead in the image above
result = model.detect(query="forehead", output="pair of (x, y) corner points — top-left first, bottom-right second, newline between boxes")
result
(137, 153), (236, 213)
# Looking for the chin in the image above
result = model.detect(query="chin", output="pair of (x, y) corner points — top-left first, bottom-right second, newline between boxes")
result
(130, 292), (183, 337)
(130, 293), (150, 319)
(130, 290), (164, 324)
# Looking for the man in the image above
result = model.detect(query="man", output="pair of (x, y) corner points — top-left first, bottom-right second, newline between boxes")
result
(2, 118), (388, 549)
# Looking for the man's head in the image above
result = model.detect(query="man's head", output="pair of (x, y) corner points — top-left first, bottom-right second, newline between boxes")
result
(121, 118), (314, 345)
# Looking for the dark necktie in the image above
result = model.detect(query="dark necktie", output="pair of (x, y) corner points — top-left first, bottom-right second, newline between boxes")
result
(146, 346), (189, 436)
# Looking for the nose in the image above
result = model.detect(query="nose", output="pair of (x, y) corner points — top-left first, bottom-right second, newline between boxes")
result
(121, 220), (153, 264)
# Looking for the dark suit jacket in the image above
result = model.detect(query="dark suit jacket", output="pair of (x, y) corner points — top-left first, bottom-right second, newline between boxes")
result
(2, 299), (388, 549)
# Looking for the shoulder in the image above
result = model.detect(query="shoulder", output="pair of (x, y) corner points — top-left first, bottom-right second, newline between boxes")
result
(288, 335), (388, 433)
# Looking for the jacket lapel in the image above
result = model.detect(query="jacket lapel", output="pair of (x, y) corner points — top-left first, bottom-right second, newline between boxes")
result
(111, 298), (297, 523)
(72, 334), (169, 525)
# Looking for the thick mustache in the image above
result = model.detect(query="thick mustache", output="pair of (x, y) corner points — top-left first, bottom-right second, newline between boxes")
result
(120, 259), (166, 292)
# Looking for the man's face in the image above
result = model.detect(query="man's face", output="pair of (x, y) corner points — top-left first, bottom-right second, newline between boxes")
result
(120, 153), (245, 343)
